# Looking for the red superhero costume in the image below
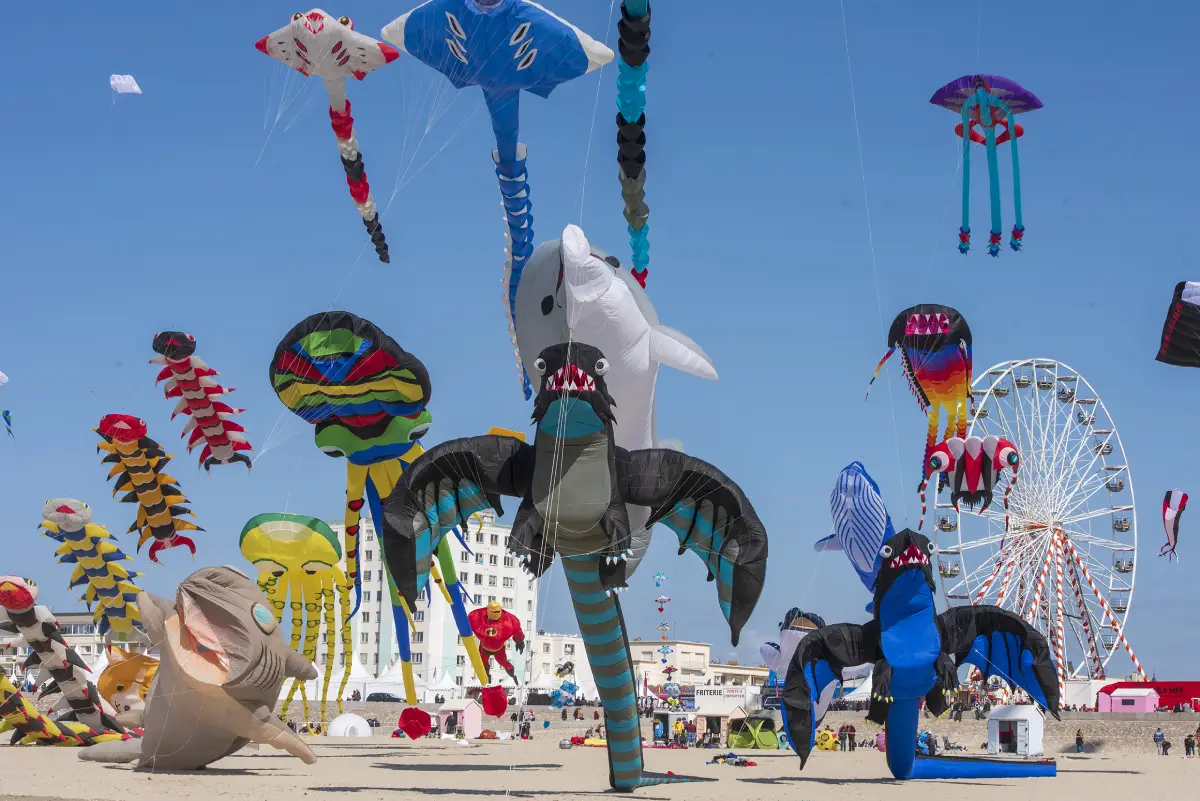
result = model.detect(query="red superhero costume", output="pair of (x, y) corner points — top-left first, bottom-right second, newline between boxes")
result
(468, 601), (525, 682)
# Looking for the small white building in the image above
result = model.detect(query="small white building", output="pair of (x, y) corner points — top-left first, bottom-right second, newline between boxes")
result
(987, 705), (1045, 756)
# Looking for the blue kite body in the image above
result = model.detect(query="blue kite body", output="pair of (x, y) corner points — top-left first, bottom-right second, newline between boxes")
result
(383, 1), (613, 396)
(783, 529), (1060, 780)
(817, 461), (893, 610)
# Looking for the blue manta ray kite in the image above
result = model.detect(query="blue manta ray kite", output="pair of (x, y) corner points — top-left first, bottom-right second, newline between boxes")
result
(382, 0), (613, 397)
(784, 529), (1061, 780)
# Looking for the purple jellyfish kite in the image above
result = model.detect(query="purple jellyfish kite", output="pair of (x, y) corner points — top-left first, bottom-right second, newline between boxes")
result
(930, 74), (1043, 257)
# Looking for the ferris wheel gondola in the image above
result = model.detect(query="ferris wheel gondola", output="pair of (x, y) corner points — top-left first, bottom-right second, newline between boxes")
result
(934, 359), (1147, 694)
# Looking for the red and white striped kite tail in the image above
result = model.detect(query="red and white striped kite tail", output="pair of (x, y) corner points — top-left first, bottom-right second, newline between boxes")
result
(918, 478), (929, 530)
(329, 100), (389, 263)
(1003, 469), (1018, 532)
(1062, 537), (1148, 680)
(1052, 533), (1068, 699)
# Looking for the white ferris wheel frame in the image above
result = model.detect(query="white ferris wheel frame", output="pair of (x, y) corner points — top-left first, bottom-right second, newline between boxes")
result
(934, 358), (1145, 684)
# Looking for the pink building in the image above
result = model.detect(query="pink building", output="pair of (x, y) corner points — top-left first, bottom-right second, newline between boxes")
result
(1098, 687), (1160, 713)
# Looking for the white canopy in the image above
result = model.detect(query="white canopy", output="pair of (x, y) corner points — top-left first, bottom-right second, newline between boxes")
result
(431, 671), (460, 692)
(527, 671), (560, 691)
(843, 671), (873, 702)
(367, 660), (427, 698)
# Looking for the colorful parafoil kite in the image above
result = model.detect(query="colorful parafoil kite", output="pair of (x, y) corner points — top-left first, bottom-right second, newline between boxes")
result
(240, 513), (352, 731)
(919, 435), (1019, 530)
(653, 572), (667, 587)
(382, 2), (613, 379)
(868, 305), (973, 489)
(256, 10), (398, 262)
(95, 415), (201, 562)
(615, 1), (652, 285)
(268, 311), (488, 720)
(383, 342), (767, 790)
(930, 74), (1043, 255)
(1155, 282), (1200, 366)
(151, 331), (253, 469)
(1162, 489), (1187, 561)
(513, 225), (717, 578)
(40, 499), (143, 637)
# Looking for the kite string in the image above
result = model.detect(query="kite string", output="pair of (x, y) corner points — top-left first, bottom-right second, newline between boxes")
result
(838, 0), (909, 522)
(577, 0), (619, 224)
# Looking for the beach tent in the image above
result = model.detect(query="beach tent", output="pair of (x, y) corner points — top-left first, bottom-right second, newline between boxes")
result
(987, 704), (1045, 756)
(439, 698), (483, 740)
(367, 660), (428, 700)
(430, 670), (460, 699)
(728, 711), (780, 749)
(843, 672), (872, 702)
(328, 712), (373, 737)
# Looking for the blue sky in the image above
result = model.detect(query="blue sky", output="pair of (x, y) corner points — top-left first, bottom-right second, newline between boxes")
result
(2, 1), (1197, 678)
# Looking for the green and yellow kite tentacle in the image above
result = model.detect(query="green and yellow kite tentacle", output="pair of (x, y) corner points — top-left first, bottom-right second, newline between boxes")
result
(0, 671), (131, 747)
(320, 581), (338, 720)
(434, 537), (489, 686)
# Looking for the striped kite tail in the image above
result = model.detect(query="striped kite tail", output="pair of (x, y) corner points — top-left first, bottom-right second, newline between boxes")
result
(0, 672), (130, 747)
(329, 99), (389, 263)
(562, 556), (701, 790)
(616, 1), (652, 288)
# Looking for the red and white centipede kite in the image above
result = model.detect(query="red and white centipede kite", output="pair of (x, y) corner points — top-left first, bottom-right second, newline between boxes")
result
(151, 332), (253, 470)
(255, 10), (399, 263)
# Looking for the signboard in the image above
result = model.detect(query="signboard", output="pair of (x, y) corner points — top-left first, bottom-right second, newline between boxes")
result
(694, 686), (747, 716)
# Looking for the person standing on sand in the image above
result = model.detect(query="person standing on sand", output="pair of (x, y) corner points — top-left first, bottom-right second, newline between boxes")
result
(1076, 729), (1084, 753)
(1184, 732), (1195, 757)
(1154, 727), (1165, 755)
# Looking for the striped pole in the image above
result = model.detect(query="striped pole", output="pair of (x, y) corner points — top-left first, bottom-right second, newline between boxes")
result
(1024, 536), (1056, 623)
(974, 541), (1013, 603)
(1062, 537), (1147, 680)
(1052, 533), (1067, 699)
(1065, 554), (1105, 678)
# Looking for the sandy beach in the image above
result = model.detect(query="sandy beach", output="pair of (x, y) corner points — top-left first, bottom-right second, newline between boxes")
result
(0, 733), (1194, 801)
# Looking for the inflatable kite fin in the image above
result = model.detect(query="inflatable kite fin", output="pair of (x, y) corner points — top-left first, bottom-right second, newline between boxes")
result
(649, 327), (718, 380)
(781, 622), (880, 768)
(616, 448), (767, 646)
(937, 606), (1061, 717)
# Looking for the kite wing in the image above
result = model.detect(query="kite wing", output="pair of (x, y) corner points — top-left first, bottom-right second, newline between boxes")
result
(781, 622), (880, 767)
(1162, 489), (1188, 559)
(938, 605), (1060, 717)
(1156, 282), (1200, 366)
(616, 448), (768, 646)
(382, 435), (533, 606)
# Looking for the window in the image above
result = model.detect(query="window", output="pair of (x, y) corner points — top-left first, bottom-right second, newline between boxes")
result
(375, 632), (380, 643)
(488, 575), (497, 586)
(475, 553), (484, 565)
(641, 651), (653, 661)
(542, 643), (550, 654)
(502, 597), (513, 608)
(361, 633), (369, 644)
(365, 550), (373, 562)
(473, 594), (481, 605)
(364, 570), (372, 581)
(412, 653), (423, 664)
(363, 612), (370, 623)
(490, 534), (499, 546)
(527, 600), (533, 611)
(527, 580), (534, 590)
(459, 571), (468, 583)
(373, 654), (379, 664)
(322, 633), (329, 644)
(476, 530), (484, 543)
(1121, 698), (1136, 706)
(564, 644), (575, 656)
(489, 554), (498, 566)
(456, 636), (462, 645)
(376, 591), (383, 602)
(460, 551), (469, 563)
(474, 574), (483, 585)
(414, 610), (425, 622)
(359, 654), (368, 665)
(503, 556), (515, 568)
(412, 632), (424, 644)
(455, 676), (463, 686)
(79, 645), (92, 654)
(488, 595), (497, 604)
(418, 588), (428, 601)
(456, 655), (466, 666)
(339, 654), (346, 666)
(365, 529), (374, 541)
(503, 577), (515, 588)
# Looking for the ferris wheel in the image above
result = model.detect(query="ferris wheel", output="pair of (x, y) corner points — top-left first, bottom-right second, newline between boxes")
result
(933, 359), (1147, 689)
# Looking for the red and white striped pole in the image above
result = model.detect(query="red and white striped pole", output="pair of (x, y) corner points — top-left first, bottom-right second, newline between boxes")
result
(1063, 537), (1147, 680)
(1025, 537), (1057, 623)
(1052, 533), (1067, 700)
(974, 541), (1013, 604)
(1065, 554), (1105, 678)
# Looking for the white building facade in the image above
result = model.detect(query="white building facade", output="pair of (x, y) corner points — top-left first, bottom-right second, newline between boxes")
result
(330, 509), (539, 687)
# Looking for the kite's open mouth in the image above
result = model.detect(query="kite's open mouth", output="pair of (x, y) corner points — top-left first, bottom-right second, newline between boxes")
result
(546, 363), (596, 393)
(904, 313), (950, 337)
(889, 544), (930, 569)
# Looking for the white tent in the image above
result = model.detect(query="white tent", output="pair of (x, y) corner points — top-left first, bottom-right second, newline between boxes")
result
(527, 671), (560, 692)
(429, 671), (460, 698)
(367, 660), (427, 700)
(987, 705), (1045, 756)
(843, 671), (873, 702)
